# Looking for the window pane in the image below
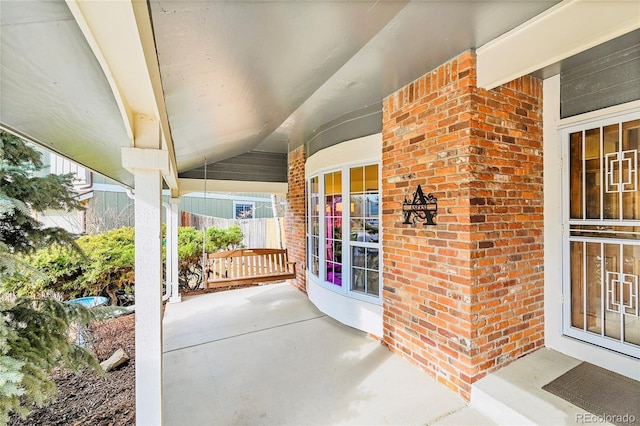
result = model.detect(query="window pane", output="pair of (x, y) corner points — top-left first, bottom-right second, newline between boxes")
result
(334, 171), (342, 194)
(365, 165), (378, 192)
(366, 194), (379, 216)
(350, 167), (363, 193)
(351, 194), (365, 216)
(352, 246), (365, 268)
(325, 173), (333, 195)
(364, 219), (379, 243)
(350, 218), (364, 242)
(309, 177), (320, 278)
(367, 271), (379, 296)
(352, 267), (366, 293)
(366, 248), (379, 272)
(324, 171), (342, 286)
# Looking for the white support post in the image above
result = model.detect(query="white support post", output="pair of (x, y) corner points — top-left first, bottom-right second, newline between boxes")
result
(169, 198), (181, 303)
(122, 115), (168, 426)
(133, 169), (164, 426)
(163, 202), (172, 302)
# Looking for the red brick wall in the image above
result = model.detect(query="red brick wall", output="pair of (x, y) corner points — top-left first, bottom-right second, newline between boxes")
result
(381, 50), (543, 400)
(285, 145), (307, 293)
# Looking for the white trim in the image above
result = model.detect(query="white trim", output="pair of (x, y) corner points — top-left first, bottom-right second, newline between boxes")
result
(92, 183), (130, 193)
(91, 183), (275, 203)
(306, 133), (382, 176)
(558, 100), (640, 129)
(122, 147), (170, 174)
(183, 192), (272, 203)
(178, 178), (287, 196)
(544, 75), (640, 380)
(477, 0), (640, 89)
(307, 273), (383, 337)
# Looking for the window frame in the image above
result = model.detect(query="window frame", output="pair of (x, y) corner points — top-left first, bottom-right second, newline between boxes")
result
(306, 160), (382, 304)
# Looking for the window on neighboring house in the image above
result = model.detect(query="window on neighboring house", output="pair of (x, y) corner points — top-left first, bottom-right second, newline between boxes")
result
(234, 201), (255, 219)
(307, 162), (381, 300)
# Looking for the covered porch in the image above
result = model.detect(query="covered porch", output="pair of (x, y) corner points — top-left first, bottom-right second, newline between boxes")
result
(161, 282), (494, 425)
(2, 0), (639, 423)
(162, 283), (605, 425)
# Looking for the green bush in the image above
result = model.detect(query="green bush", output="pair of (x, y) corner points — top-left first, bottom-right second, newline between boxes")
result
(0, 296), (101, 423)
(175, 225), (244, 290)
(1, 225), (244, 303)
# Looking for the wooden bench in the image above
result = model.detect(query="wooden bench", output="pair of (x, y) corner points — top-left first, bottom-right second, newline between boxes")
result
(205, 248), (296, 288)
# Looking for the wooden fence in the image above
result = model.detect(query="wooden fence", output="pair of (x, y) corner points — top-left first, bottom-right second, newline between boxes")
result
(181, 212), (285, 249)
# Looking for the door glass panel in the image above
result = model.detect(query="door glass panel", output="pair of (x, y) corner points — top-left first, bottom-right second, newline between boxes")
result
(571, 241), (585, 329)
(622, 119), (640, 220)
(604, 243), (621, 341)
(603, 124), (620, 219)
(623, 245), (640, 345)
(570, 131), (583, 219)
(585, 242), (602, 335)
(585, 128), (600, 219)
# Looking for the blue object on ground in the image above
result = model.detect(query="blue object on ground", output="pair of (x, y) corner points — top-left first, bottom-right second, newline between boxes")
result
(67, 296), (109, 347)
(68, 296), (109, 308)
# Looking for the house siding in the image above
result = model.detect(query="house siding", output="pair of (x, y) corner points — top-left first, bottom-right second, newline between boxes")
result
(561, 42), (640, 119)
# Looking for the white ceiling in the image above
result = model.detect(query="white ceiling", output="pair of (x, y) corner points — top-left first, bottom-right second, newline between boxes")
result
(1, 0), (561, 187)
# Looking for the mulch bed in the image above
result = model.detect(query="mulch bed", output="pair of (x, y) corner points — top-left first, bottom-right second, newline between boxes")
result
(8, 284), (261, 425)
(8, 314), (136, 426)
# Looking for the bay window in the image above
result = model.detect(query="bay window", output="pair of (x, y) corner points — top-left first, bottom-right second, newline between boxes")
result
(307, 162), (381, 301)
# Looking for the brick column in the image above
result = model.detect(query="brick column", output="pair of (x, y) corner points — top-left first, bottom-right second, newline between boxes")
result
(285, 145), (307, 293)
(381, 51), (543, 399)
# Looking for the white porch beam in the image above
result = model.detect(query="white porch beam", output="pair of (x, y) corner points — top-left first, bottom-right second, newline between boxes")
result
(477, 0), (640, 90)
(65, 0), (180, 196)
(178, 178), (288, 196)
(169, 198), (182, 304)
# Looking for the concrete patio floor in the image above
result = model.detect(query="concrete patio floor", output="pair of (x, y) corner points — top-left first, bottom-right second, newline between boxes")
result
(162, 282), (495, 425)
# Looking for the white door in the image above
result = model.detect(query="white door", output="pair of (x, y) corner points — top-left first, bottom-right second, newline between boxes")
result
(562, 112), (640, 358)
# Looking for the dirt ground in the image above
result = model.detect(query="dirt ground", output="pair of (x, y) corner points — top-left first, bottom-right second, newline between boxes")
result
(8, 285), (256, 426)
(8, 313), (136, 426)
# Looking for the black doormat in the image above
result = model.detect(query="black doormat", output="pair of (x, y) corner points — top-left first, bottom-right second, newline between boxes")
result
(542, 362), (640, 425)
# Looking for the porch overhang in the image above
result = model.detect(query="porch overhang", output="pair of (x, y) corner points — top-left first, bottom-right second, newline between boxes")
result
(477, 0), (640, 90)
